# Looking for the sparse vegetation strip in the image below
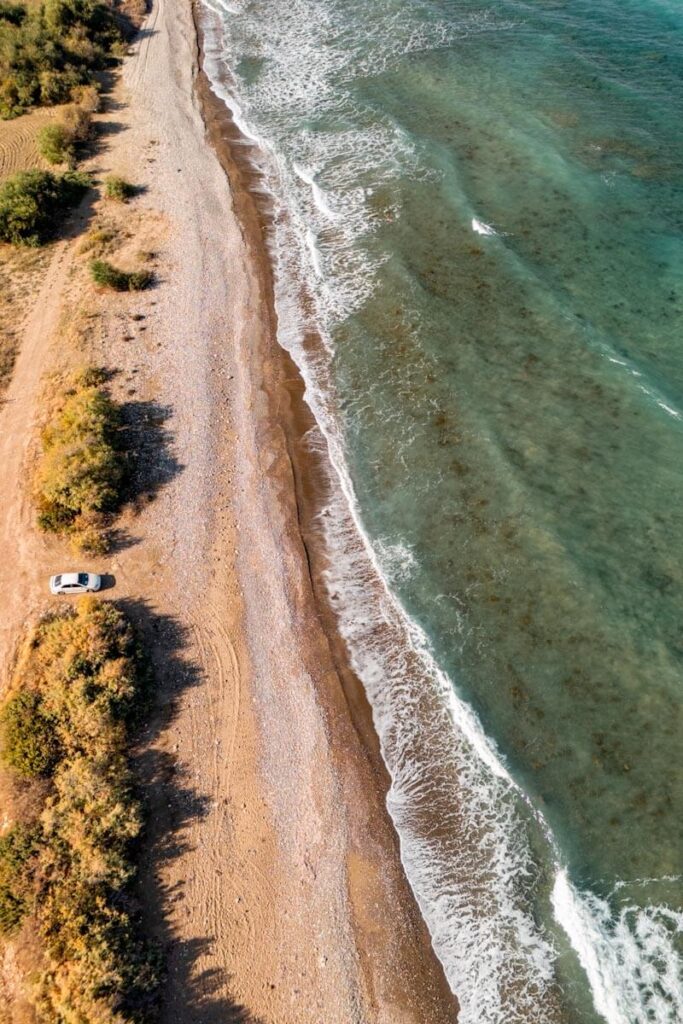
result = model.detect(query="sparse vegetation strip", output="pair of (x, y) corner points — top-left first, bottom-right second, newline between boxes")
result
(0, 598), (159, 1022)
(35, 365), (124, 553)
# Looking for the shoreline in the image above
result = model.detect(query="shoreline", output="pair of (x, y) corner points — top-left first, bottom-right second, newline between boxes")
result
(192, 2), (391, 787)
(191, 1), (459, 1019)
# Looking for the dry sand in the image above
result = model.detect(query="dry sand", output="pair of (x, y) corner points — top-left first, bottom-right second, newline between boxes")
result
(0, 0), (459, 1020)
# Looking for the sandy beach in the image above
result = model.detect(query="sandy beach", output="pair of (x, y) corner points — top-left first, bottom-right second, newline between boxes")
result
(0, 0), (458, 1020)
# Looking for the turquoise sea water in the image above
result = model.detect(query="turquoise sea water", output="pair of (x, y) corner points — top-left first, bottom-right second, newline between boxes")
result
(202, 1), (683, 1021)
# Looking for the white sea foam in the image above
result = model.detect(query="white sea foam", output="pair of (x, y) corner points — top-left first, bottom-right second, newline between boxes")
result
(472, 216), (498, 236)
(200, 3), (683, 1021)
(605, 354), (683, 420)
(656, 400), (681, 419)
(553, 872), (683, 1024)
(293, 163), (339, 221)
(304, 228), (323, 278)
(303, 421), (560, 1024)
(374, 537), (417, 584)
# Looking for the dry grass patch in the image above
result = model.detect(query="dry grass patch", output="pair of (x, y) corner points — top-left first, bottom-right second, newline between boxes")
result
(77, 220), (118, 256)
(0, 599), (160, 1022)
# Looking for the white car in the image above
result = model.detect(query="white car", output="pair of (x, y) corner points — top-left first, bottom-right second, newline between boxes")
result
(49, 572), (101, 595)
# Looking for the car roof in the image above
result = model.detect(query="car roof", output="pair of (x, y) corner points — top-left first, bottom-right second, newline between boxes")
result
(59, 573), (80, 584)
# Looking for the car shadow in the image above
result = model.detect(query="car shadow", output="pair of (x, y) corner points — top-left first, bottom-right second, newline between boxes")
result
(98, 573), (116, 591)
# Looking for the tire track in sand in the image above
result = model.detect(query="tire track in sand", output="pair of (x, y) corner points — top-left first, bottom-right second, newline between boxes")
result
(182, 608), (281, 993)
(0, 109), (58, 182)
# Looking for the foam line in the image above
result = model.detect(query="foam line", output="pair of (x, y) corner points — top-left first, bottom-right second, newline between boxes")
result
(472, 216), (498, 235)
(293, 162), (339, 220)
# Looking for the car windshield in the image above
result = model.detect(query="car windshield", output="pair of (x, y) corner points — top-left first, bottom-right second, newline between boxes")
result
(54, 574), (62, 585)
(78, 573), (89, 585)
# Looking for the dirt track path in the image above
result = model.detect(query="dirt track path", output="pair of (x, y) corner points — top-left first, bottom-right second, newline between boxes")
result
(0, 238), (73, 681)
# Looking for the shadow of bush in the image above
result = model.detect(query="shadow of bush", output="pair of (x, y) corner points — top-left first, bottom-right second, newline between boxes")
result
(119, 399), (183, 510)
(122, 601), (265, 1024)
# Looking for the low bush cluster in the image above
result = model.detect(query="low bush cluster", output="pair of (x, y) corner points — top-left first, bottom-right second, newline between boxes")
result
(0, 823), (41, 934)
(35, 368), (124, 552)
(0, 599), (159, 1021)
(0, 168), (89, 244)
(0, 0), (126, 119)
(1, 689), (59, 777)
(105, 174), (135, 201)
(37, 88), (97, 164)
(90, 257), (152, 291)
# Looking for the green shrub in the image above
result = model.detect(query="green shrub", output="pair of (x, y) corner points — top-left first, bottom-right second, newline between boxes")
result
(104, 174), (135, 201)
(1, 689), (60, 777)
(37, 121), (74, 164)
(127, 268), (152, 290)
(90, 258), (152, 291)
(70, 509), (109, 553)
(37, 102), (93, 166)
(0, 169), (88, 245)
(0, 823), (41, 934)
(0, 882), (25, 934)
(89, 257), (127, 289)
(36, 372), (123, 551)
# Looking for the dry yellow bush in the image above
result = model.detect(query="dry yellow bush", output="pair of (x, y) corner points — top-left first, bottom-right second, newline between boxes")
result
(0, 599), (159, 1022)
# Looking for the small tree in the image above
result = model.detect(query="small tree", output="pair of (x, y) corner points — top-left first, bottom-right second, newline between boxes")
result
(38, 122), (74, 165)
(35, 374), (124, 552)
(1, 690), (60, 777)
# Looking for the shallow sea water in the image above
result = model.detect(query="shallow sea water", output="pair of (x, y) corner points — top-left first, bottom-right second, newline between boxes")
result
(202, 1), (683, 1021)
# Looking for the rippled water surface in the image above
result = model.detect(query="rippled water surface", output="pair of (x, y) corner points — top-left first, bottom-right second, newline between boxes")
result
(202, 1), (683, 1021)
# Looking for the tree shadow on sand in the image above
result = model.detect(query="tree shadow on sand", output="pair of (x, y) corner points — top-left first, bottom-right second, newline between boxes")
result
(122, 600), (265, 1024)
(120, 399), (182, 508)
(105, 397), (183, 552)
